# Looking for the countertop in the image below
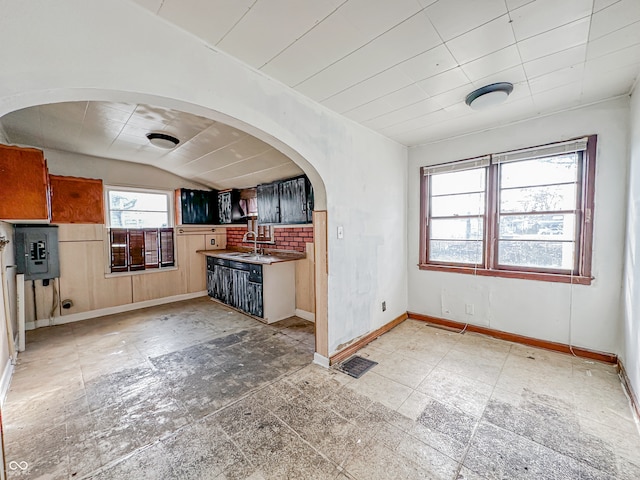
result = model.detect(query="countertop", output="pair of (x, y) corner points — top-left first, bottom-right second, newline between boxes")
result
(197, 248), (305, 265)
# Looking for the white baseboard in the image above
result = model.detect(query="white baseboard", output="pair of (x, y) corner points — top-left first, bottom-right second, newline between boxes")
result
(295, 309), (315, 322)
(25, 291), (209, 330)
(0, 357), (14, 407)
(313, 352), (329, 369)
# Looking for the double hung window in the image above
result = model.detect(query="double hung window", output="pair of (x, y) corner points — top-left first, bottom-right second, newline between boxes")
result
(420, 136), (596, 284)
(106, 187), (175, 273)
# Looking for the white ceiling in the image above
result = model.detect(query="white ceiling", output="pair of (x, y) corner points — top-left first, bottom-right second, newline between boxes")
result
(133, 0), (640, 145)
(2, 0), (639, 190)
(0, 102), (303, 190)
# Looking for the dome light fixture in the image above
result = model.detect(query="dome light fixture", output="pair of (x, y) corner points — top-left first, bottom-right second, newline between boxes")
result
(465, 82), (514, 111)
(146, 132), (180, 149)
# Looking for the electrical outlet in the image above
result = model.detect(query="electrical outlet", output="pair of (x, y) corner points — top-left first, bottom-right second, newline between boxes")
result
(382, 301), (386, 312)
(465, 304), (475, 315)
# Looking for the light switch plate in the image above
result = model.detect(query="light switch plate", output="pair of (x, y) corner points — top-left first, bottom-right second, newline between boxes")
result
(337, 226), (344, 239)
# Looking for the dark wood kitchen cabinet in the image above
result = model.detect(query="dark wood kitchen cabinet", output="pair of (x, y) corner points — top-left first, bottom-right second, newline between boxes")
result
(0, 144), (50, 221)
(176, 188), (218, 225)
(218, 189), (244, 224)
(256, 182), (280, 224)
(279, 176), (313, 224)
(207, 257), (263, 317)
(257, 175), (313, 225)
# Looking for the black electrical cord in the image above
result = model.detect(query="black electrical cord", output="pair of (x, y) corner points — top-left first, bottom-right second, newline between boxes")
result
(32, 280), (37, 322)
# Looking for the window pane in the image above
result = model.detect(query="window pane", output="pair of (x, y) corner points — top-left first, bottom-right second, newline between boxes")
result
(430, 240), (482, 264)
(500, 154), (578, 188)
(110, 211), (169, 228)
(431, 168), (485, 196)
(431, 218), (483, 240)
(432, 192), (485, 217)
(499, 214), (576, 240)
(498, 240), (575, 270)
(109, 191), (168, 212)
(500, 184), (577, 213)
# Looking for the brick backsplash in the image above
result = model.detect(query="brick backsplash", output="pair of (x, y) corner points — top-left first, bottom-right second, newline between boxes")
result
(225, 226), (313, 253)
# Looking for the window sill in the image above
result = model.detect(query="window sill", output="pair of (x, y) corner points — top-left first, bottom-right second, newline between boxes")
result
(417, 264), (592, 285)
(105, 266), (178, 279)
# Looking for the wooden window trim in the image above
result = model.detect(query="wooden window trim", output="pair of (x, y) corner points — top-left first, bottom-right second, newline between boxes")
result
(419, 135), (596, 285)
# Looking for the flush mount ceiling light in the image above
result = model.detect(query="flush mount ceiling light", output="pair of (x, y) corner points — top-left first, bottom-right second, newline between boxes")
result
(146, 132), (180, 149)
(465, 82), (514, 111)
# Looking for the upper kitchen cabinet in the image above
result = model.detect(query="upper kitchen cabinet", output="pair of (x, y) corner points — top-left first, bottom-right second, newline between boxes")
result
(279, 176), (313, 224)
(257, 175), (313, 225)
(256, 182), (280, 224)
(0, 144), (50, 221)
(175, 188), (218, 225)
(218, 189), (245, 224)
(50, 175), (104, 224)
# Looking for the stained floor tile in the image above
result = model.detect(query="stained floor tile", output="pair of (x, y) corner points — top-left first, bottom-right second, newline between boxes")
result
(3, 299), (639, 480)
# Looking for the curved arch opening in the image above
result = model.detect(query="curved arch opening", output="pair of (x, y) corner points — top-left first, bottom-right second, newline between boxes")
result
(0, 88), (330, 361)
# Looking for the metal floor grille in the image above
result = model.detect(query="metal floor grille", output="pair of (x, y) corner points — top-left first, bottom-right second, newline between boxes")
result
(339, 355), (378, 379)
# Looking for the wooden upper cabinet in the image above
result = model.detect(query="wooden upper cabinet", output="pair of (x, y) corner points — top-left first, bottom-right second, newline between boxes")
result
(0, 144), (50, 220)
(49, 175), (104, 224)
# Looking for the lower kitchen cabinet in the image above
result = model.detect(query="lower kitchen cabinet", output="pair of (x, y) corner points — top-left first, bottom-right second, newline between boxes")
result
(206, 256), (295, 323)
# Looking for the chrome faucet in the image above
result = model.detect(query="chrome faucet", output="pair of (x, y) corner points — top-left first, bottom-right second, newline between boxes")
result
(242, 230), (258, 256)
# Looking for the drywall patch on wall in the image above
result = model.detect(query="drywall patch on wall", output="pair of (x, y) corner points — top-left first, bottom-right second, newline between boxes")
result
(408, 98), (629, 354)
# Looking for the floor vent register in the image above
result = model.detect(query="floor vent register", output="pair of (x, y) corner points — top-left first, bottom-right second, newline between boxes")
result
(339, 355), (378, 379)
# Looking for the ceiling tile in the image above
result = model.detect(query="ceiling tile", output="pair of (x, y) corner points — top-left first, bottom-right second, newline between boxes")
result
(132, 0), (163, 13)
(424, 0), (508, 42)
(585, 44), (640, 76)
(533, 81), (583, 111)
(509, 0), (592, 41)
(159, 0), (254, 46)
(446, 15), (516, 64)
(587, 21), (640, 59)
(429, 84), (475, 109)
(460, 46), (521, 82)
(471, 65), (527, 88)
(84, 102), (133, 124)
(417, 68), (471, 97)
(517, 17), (590, 62)
(398, 44), (459, 82)
(217, 0), (345, 68)
(204, 150), (290, 178)
(202, 163), (304, 190)
(528, 64), (585, 94)
(594, 0), (621, 13)
(523, 45), (587, 79)
(261, 0), (421, 86)
(296, 11), (441, 100)
(363, 98), (442, 130)
(582, 62), (640, 100)
(320, 66), (414, 113)
(589, 0), (640, 40)
(506, 0), (535, 10)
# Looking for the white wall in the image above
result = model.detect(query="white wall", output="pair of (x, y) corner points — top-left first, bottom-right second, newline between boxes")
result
(623, 89), (640, 402)
(0, 221), (15, 404)
(0, 0), (408, 356)
(45, 149), (207, 191)
(408, 98), (629, 354)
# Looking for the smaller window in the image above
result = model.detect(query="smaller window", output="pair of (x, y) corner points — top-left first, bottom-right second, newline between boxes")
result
(105, 187), (175, 273)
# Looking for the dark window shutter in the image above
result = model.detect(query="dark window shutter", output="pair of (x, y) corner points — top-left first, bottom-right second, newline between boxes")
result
(128, 229), (145, 271)
(110, 229), (128, 272)
(144, 229), (159, 269)
(159, 228), (175, 267)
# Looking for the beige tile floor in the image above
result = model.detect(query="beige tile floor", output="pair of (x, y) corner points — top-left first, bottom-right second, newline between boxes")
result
(3, 298), (639, 479)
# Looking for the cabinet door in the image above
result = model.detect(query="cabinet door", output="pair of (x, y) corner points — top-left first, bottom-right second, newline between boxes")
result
(0, 144), (50, 220)
(230, 269), (263, 317)
(279, 177), (308, 224)
(218, 191), (232, 224)
(257, 182), (280, 224)
(179, 189), (217, 224)
(50, 175), (104, 223)
(211, 265), (232, 304)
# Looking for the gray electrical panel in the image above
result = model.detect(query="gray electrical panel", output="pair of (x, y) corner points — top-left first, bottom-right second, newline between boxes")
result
(15, 225), (60, 280)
